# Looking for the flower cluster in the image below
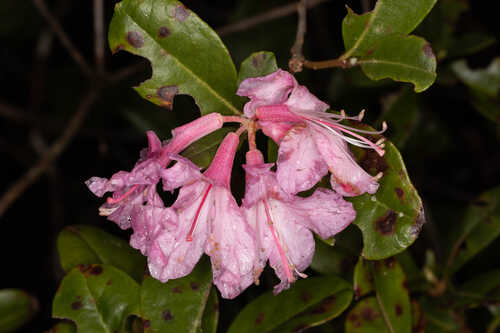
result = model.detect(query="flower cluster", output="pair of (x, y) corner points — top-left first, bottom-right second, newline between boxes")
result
(86, 69), (386, 298)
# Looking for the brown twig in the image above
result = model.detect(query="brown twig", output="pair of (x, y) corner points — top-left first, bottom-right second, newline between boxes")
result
(289, 0), (308, 73)
(93, 0), (106, 73)
(33, 0), (94, 78)
(304, 57), (360, 70)
(216, 0), (329, 37)
(0, 102), (36, 123)
(0, 90), (99, 218)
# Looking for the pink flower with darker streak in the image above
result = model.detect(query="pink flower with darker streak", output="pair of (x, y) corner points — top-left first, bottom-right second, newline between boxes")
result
(85, 113), (223, 229)
(134, 133), (257, 299)
(237, 69), (386, 197)
(243, 149), (356, 294)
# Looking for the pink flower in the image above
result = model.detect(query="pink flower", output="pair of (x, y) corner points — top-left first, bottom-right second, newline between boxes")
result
(237, 69), (385, 197)
(242, 149), (356, 294)
(85, 113), (223, 229)
(138, 133), (257, 299)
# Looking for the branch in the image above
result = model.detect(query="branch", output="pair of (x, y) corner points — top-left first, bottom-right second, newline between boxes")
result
(289, 0), (308, 73)
(33, 0), (94, 77)
(216, 0), (329, 37)
(304, 57), (359, 70)
(0, 90), (99, 218)
(93, 0), (106, 73)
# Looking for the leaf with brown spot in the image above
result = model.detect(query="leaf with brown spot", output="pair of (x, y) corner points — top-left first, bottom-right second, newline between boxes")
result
(108, 0), (242, 116)
(139, 256), (212, 333)
(57, 225), (146, 282)
(345, 297), (387, 332)
(52, 265), (140, 333)
(237, 51), (278, 85)
(347, 123), (424, 260)
(228, 276), (353, 333)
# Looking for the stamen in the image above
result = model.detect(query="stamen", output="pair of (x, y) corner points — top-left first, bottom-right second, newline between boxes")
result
(263, 200), (293, 283)
(373, 172), (383, 181)
(358, 109), (365, 121)
(375, 138), (386, 146)
(186, 183), (213, 242)
(312, 119), (385, 156)
(106, 185), (138, 204)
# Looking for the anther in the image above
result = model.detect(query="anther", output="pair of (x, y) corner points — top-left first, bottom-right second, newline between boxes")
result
(373, 172), (383, 181)
(358, 109), (365, 121)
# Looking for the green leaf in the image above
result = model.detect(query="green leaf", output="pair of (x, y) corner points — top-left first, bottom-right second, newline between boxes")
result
(419, 297), (459, 332)
(447, 33), (496, 59)
(378, 88), (420, 149)
(359, 34), (437, 92)
(0, 289), (38, 333)
(372, 258), (412, 333)
(201, 287), (219, 333)
(52, 264), (141, 333)
(108, 0), (242, 115)
(469, 89), (500, 124)
(237, 51), (278, 85)
(345, 297), (387, 332)
(46, 321), (77, 333)
(342, 0), (437, 57)
(140, 256), (212, 333)
(228, 276), (353, 333)
(454, 270), (500, 308)
(311, 237), (355, 279)
(57, 225), (146, 282)
(181, 127), (236, 168)
(451, 57), (500, 97)
(347, 123), (424, 260)
(353, 258), (374, 299)
(447, 186), (500, 274)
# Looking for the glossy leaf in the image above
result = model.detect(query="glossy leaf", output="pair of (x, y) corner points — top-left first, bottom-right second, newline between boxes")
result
(447, 186), (500, 274)
(353, 258), (373, 299)
(359, 34), (437, 92)
(348, 123), (424, 260)
(372, 258), (412, 333)
(140, 256), (212, 333)
(52, 264), (141, 333)
(228, 276), (353, 333)
(181, 127), (236, 168)
(57, 225), (146, 282)
(342, 0), (437, 57)
(378, 88), (420, 149)
(237, 51), (278, 85)
(108, 0), (242, 115)
(345, 297), (387, 332)
(451, 58), (500, 97)
(201, 287), (219, 333)
(0, 289), (38, 333)
(311, 237), (355, 279)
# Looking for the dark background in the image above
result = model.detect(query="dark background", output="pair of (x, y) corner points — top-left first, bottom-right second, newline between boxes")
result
(1, 0), (499, 331)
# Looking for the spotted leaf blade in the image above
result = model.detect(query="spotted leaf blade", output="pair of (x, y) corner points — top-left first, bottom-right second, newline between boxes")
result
(108, 0), (242, 115)
(347, 123), (424, 260)
(228, 276), (353, 333)
(52, 265), (141, 333)
(57, 225), (146, 282)
(139, 256), (212, 333)
(359, 34), (437, 92)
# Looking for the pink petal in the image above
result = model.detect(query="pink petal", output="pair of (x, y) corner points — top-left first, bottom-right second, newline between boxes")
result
(287, 188), (356, 239)
(242, 162), (280, 208)
(276, 125), (328, 194)
(206, 187), (256, 299)
(258, 120), (295, 144)
(149, 181), (211, 281)
(237, 69), (295, 118)
(284, 85), (329, 115)
(161, 154), (202, 191)
(129, 205), (177, 255)
(311, 125), (379, 196)
(265, 198), (315, 294)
